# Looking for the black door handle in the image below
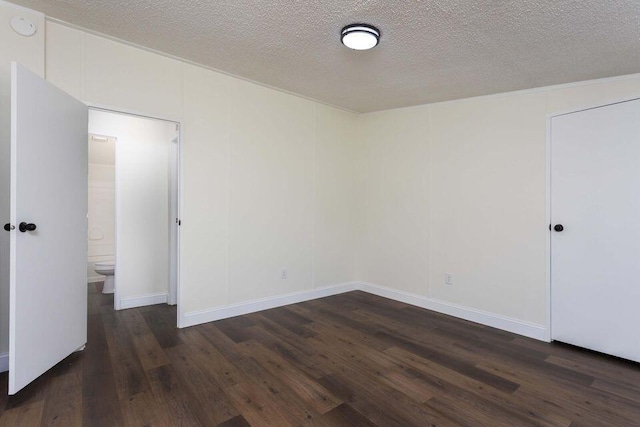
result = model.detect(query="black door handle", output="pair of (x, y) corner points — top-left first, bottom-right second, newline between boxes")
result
(19, 222), (37, 232)
(3, 223), (13, 231)
(554, 224), (564, 232)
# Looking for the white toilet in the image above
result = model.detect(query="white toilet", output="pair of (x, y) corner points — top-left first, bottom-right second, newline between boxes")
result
(94, 262), (115, 294)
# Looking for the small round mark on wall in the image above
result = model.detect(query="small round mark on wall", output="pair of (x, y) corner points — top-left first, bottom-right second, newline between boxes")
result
(11, 16), (37, 37)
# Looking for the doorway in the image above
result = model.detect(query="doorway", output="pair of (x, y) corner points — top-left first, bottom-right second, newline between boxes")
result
(87, 108), (180, 313)
(7, 64), (184, 394)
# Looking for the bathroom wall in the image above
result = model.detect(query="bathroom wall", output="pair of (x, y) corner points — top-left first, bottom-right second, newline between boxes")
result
(87, 164), (115, 281)
(89, 110), (176, 306)
(87, 139), (116, 282)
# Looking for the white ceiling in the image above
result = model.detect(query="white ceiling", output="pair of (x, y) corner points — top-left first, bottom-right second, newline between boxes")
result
(10, 0), (640, 113)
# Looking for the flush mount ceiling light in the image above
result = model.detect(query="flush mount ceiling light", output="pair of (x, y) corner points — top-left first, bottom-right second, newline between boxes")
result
(341, 24), (380, 50)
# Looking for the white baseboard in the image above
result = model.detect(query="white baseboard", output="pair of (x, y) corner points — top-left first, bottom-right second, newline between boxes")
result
(181, 282), (360, 328)
(178, 280), (546, 342)
(358, 282), (547, 341)
(0, 352), (8, 373)
(119, 292), (168, 310)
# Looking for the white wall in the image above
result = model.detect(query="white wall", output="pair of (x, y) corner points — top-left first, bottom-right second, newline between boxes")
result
(87, 163), (115, 282)
(357, 75), (640, 328)
(227, 79), (314, 304)
(180, 63), (359, 315)
(89, 110), (175, 304)
(428, 92), (547, 324)
(0, 0), (44, 357)
(314, 104), (358, 288)
(42, 20), (359, 321)
(358, 107), (431, 296)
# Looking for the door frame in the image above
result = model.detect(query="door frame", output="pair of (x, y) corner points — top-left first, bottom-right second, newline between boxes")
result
(544, 95), (640, 343)
(86, 103), (184, 328)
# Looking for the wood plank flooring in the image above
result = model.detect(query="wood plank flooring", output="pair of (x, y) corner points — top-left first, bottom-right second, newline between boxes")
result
(1, 282), (640, 426)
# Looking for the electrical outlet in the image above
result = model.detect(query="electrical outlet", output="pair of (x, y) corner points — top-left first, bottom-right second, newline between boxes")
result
(281, 269), (287, 279)
(445, 273), (453, 285)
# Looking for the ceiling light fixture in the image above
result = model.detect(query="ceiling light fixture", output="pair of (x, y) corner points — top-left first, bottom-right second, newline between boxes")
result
(341, 24), (380, 50)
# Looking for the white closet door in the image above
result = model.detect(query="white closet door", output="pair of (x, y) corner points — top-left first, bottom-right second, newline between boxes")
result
(551, 98), (640, 362)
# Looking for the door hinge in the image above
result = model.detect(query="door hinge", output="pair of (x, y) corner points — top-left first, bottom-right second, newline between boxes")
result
(176, 218), (181, 226)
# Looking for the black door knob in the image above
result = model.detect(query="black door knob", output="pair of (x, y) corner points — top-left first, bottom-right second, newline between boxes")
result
(19, 222), (37, 232)
(3, 223), (12, 232)
(554, 224), (564, 232)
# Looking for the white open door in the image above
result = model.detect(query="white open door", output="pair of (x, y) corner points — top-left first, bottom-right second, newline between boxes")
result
(8, 63), (88, 394)
(551, 98), (640, 363)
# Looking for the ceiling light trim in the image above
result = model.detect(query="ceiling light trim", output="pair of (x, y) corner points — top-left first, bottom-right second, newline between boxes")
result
(341, 23), (380, 50)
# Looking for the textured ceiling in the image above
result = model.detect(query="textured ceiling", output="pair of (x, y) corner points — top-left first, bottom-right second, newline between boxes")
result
(8, 0), (640, 112)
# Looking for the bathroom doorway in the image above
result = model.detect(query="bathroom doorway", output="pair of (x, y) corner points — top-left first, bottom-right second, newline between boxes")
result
(87, 108), (180, 315)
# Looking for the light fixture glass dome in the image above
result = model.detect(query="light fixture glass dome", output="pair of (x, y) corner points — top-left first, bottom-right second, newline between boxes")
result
(341, 24), (380, 50)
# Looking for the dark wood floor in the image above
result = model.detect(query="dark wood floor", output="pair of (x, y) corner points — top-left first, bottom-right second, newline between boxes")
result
(1, 284), (640, 426)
